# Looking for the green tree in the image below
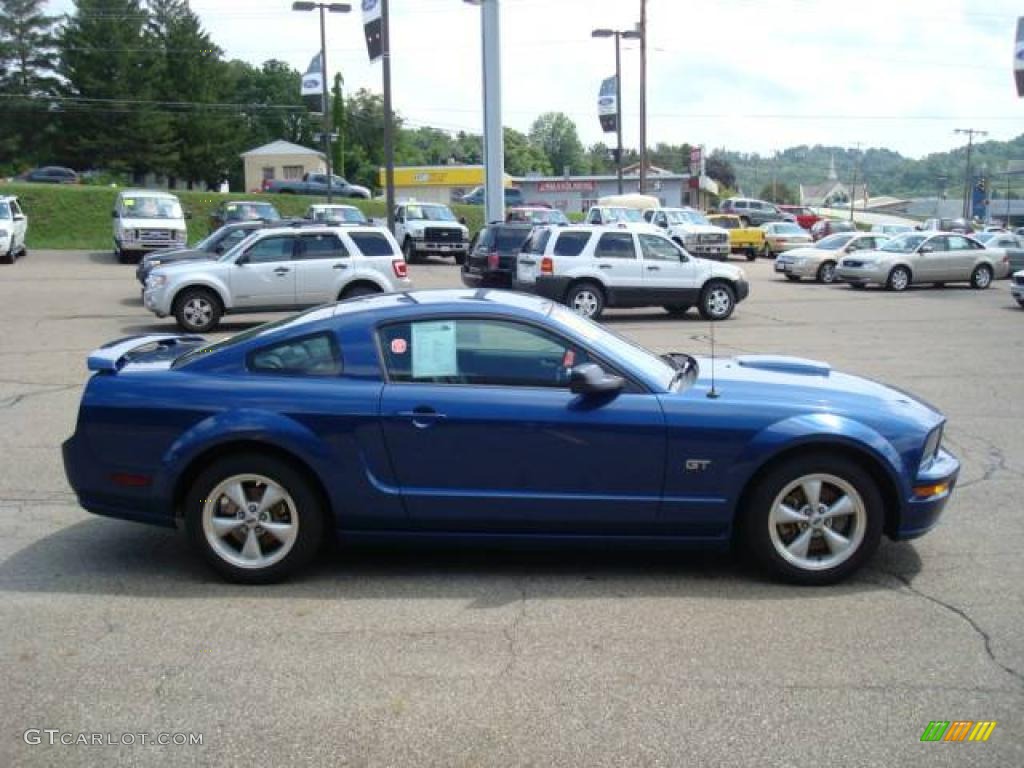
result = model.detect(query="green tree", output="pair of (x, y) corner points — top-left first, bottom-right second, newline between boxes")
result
(528, 112), (584, 176)
(59, 0), (177, 176)
(758, 182), (797, 205)
(503, 127), (550, 176)
(0, 0), (61, 165)
(330, 72), (345, 177)
(706, 152), (736, 188)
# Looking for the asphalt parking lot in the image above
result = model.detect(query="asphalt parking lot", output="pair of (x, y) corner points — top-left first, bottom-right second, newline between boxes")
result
(1, 250), (1022, 767)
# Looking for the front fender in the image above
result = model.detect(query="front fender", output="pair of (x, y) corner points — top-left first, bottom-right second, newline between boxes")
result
(727, 413), (909, 506)
(152, 408), (334, 517)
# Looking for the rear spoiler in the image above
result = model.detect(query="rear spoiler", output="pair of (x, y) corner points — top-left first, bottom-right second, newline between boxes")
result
(87, 334), (205, 373)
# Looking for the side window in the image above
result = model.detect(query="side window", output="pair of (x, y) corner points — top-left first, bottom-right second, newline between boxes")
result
(249, 333), (342, 376)
(594, 232), (636, 259)
(925, 237), (949, 252)
(348, 232), (396, 257)
(379, 318), (591, 388)
(244, 236), (295, 264)
(552, 231), (591, 257)
(587, 209), (602, 224)
(215, 229), (248, 253)
(946, 236), (973, 251)
(639, 234), (683, 262)
(524, 228), (551, 254)
(11, 200), (22, 216)
(298, 233), (347, 260)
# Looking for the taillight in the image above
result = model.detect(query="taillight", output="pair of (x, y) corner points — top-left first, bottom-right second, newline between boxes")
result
(392, 259), (408, 278)
(487, 250), (499, 270)
(541, 257), (554, 274)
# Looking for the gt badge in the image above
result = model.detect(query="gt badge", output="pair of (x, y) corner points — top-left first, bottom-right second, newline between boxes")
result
(685, 460), (711, 472)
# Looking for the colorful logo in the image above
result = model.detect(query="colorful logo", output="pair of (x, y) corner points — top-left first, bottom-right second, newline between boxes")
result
(920, 721), (997, 742)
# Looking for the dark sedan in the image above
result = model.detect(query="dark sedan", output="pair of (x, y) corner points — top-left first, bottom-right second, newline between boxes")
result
(16, 166), (79, 184)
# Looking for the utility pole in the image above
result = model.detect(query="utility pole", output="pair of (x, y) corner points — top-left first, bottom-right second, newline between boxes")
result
(954, 128), (988, 220)
(849, 142), (862, 222)
(638, 0), (647, 193)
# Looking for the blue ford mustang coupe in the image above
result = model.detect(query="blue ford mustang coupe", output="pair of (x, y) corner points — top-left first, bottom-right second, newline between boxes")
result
(63, 290), (959, 585)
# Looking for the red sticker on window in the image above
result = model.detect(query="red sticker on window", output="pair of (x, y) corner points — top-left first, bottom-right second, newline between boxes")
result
(562, 349), (575, 367)
(391, 338), (408, 355)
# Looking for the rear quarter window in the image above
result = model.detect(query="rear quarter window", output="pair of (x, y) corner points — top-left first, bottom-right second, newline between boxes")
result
(552, 231), (591, 257)
(248, 332), (342, 376)
(523, 228), (551, 254)
(348, 232), (397, 257)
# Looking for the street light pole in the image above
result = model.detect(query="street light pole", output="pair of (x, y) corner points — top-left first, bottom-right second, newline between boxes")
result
(465, 0), (505, 225)
(381, 0), (396, 233)
(593, 28), (640, 195)
(638, 0), (647, 193)
(292, 2), (352, 203)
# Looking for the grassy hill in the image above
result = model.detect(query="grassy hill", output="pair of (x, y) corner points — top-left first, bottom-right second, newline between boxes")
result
(1, 183), (488, 251)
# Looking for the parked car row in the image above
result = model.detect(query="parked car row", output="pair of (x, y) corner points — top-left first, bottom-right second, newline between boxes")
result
(0, 195), (29, 264)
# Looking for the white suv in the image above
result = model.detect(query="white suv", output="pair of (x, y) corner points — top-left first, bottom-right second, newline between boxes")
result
(0, 196), (28, 264)
(515, 226), (749, 320)
(642, 207), (731, 261)
(144, 225), (412, 332)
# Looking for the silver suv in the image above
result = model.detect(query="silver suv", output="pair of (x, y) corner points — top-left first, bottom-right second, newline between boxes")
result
(515, 226), (749, 320)
(144, 225), (412, 332)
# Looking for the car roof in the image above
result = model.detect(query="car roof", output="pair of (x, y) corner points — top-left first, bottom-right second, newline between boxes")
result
(257, 224), (388, 236)
(118, 188), (179, 199)
(0, 195), (18, 202)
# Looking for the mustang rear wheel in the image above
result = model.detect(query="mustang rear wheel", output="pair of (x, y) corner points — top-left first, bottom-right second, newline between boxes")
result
(741, 454), (883, 585)
(185, 454), (325, 583)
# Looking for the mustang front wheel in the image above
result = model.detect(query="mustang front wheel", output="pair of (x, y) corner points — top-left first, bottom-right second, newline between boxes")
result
(741, 454), (883, 585)
(185, 454), (325, 583)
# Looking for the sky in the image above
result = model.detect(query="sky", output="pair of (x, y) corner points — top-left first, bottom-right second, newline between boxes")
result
(46, 0), (1024, 160)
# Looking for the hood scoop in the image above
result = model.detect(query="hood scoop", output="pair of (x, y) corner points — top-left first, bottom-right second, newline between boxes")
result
(735, 355), (831, 376)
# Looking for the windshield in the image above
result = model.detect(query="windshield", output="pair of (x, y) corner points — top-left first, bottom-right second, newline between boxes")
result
(880, 234), (927, 253)
(228, 203), (279, 221)
(605, 207), (644, 223)
(817, 233), (855, 250)
(975, 232), (996, 244)
(312, 206), (366, 223)
(406, 204), (456, 222)
(122, 196), (183, 219)
(552, 304), (676, 390)
(773, 223), (805, 235)
(0, 202), (10, 219)
(665, 210), (710, 226)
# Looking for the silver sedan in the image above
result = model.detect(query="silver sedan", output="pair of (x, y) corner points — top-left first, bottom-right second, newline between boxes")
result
(836, 232), (1010, 291)
(774, 232), (889, 283)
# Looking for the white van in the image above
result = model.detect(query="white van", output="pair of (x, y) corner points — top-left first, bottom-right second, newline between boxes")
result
(113, 189), (188, 263)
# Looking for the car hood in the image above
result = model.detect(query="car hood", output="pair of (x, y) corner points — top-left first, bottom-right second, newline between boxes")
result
(143, 248), (207, 264)
(779, 246), (837, 259)
(668, 224), (728, 236)
(151, 258), (228, 277)
(117, 217), (187, 231)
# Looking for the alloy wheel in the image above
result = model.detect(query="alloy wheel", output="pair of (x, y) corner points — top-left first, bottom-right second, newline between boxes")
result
(201, 474), (299, 570)
(571, 289), (600, 318)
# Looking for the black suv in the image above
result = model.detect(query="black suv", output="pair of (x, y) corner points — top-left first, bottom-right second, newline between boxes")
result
(461, 222), (534, 288)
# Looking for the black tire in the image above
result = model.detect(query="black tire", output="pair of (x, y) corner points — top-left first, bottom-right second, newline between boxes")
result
(764, 245), (774, 259)
(663, 304), (691, 317)
(453, 251), (466, 266)
(0, 249), (13, 265)
(970, 264), (993, 290)
(885, 265), (911, 292)
(698, 280), (736, 321)
(739, 453), (884, 585)
(739, 216), (751, 227)
(402, 238), (420, 264)
(340, 283), (380, 300)
(745, 249), (757, 262)
(185, 453), (325, 584)
(849, 282), (866, 290)
(115, 245), (131, 264)
(1017, 298), (1024, 309)
(173, 287), (222, 333)
(565, 281), (605, 320)
(785, 274), (801, 282)
(816, 260), (837, 284)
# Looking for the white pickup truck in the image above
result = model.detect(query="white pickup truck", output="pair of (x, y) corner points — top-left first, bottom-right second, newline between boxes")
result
(393, 202), (470, 264)
(642, 207), (731, 261)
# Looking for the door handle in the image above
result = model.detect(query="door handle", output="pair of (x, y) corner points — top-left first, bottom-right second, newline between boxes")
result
(598, 264), (613, 269)
(647, 265), (661, 271)
(333, 263), (349, 270)
(396, 407), (447, 429)
(273, 267), (291, 275)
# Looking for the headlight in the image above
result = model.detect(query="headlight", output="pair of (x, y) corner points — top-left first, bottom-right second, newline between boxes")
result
(175, 231), (187, 242)
(148, 259), (162, 268)
(791, 258), (805, 266)
(921, 426), (942, 466)
(146, 275), (167, 289)
(410, 229), (424, 239)
(683, 235), (698, 245)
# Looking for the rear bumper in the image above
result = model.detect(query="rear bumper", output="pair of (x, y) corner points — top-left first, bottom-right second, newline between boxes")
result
(530, 275), (573, 301)
(461, 267), (514, 289)
(891, 448), (960, 540)
(62, 434), (175, 528)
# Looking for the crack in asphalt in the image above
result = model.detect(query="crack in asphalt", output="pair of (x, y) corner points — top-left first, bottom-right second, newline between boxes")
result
(948, 432), (1023, 491)
(499, 586), (528, 678)
(869, 569), (1024, 689)
(0, 383), (79, 409)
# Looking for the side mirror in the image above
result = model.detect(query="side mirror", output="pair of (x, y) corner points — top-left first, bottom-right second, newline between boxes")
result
(919, 245), (933, 254)
(235, 253), (249, 265)
(111, 210), (118, 218)
(184, 211), (193, 220)
(13, 214), (25, 221)
(569, 363), (624, 396)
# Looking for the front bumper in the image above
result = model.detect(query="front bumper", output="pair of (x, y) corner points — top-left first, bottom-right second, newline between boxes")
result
(1010, 282), (1024, 300)
(412, 239), (469, 254)
(891, 448), (960, 540)
(143, 284), (173, 317)
(774, 259), (821, 278)
(836, 263), (887, 285)
(690, 244), (731, 261)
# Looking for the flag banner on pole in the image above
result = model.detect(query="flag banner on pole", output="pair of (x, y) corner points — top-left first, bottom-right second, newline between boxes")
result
(598, 76), (617, 133)
(1015, 17), (1023, 97)
(302, 52), (323, 96)
(363, 0), (383, 62)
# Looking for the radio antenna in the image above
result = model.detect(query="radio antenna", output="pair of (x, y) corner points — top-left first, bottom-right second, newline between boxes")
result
(707, 321), (720, 399)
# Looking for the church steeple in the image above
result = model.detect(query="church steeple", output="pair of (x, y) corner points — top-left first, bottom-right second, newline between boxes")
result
(828, 153), (838, 181)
